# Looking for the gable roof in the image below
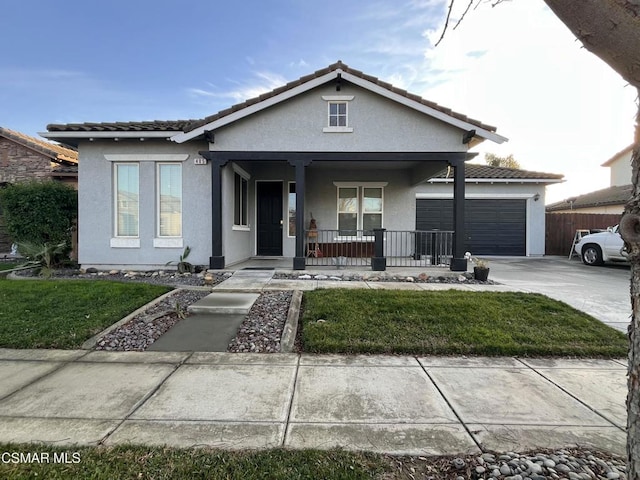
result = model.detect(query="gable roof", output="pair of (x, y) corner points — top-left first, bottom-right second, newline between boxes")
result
(546, 184), (632, 211)
(43, 61), (507, 147)
(0, 126), (78, 164)
(428, 163), (564, 183)
(601, 144), (634, 167)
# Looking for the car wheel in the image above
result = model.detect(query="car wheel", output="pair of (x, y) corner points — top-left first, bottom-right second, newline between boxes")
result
(582, 244), (604, 266)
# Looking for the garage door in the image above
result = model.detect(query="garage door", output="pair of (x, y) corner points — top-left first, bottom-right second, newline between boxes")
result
(416, 199), (526, 256)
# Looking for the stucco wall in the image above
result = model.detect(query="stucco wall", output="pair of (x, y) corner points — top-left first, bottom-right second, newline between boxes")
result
(77, 139), (210, 269)
(209, 83), (468, 153)
(609, 150), (632, 186)
(415, 181), (548, 256)
(548, 205), (624, 215)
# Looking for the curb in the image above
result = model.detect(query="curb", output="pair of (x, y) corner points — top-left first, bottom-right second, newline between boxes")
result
(80, 288), (181, 350)
(280, 290), (303, 353)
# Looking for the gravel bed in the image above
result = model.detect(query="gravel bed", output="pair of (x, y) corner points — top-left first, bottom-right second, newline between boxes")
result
(94, 289), (211, 351)
(274, 271), (498, 284)
(13, 267), (232, 287)
(384, 448), (627, 480)
(227, 290), (293, 353)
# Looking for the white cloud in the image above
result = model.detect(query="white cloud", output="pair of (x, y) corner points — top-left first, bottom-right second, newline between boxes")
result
(188, 70), (289, 104)
(409, 0), (637, 203)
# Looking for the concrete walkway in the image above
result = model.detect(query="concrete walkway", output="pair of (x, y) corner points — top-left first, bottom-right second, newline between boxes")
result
(0, 349), (627, 455)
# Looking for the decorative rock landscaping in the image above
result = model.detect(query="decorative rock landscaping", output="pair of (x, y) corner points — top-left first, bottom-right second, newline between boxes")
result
(274, 271), (498, 284)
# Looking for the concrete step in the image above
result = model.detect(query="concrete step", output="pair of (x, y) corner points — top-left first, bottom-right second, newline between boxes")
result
(187, 292), (260, 315)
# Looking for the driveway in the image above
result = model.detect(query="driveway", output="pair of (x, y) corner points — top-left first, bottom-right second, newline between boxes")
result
(486, 256), (630, 333)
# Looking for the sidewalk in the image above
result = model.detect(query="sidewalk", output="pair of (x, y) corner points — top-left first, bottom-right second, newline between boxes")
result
(0, 349), (627, 456)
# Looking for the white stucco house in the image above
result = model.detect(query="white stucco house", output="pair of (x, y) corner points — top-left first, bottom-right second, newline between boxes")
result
(42, 61), (562, 271)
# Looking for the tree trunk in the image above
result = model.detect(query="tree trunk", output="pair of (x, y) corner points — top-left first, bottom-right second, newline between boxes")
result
(623, 104), (640, 479)
(538, 3), (640, 476)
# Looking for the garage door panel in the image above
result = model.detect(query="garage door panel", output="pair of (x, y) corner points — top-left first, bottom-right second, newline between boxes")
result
(416, 199), (526, 256)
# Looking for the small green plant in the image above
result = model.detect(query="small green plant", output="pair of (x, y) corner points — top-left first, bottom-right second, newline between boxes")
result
(165, 246), (194, 273)
(17, 241), (67, 278)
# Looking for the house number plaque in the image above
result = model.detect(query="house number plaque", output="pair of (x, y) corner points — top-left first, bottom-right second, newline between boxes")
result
(193, 158), (207, 165)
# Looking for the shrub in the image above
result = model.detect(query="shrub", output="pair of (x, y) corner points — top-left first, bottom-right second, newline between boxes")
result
(0, 181), (77, 249)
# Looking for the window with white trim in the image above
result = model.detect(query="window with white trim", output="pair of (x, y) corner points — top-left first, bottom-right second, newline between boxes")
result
(322, 95), (354, 133)
(234, 171), (249, 227)
(157, 163), (182, 237)
(114, 163), (139, 237)
(337, 185), (384, 235)
(329, 102), (347, 127)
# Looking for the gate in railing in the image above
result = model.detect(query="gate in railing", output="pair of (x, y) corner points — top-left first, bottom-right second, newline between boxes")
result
(304, 229), (453, 269)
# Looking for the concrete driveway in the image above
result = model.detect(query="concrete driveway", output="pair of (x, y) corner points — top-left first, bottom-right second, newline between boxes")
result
(486, 256), (630, 333)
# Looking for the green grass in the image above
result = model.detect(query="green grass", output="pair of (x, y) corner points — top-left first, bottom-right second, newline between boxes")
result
(301, 289), (627, 357)
(0, 444), (386, 480)
(0, 278), (170, 349)
(0, 263), (20, 271)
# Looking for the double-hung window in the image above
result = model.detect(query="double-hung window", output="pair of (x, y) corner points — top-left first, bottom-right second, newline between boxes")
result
(114, 163), (139, 238)
(157, 164), (182, 237)
(336, 183), (385, 235)
(234, 171), (249, 228)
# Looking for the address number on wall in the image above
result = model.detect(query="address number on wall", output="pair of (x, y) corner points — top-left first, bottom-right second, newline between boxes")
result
(193, 158), (208, 165)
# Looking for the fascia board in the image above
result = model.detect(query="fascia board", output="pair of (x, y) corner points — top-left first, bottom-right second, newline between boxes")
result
(341, 72), (508, 145)
(172, 71), (340, 143)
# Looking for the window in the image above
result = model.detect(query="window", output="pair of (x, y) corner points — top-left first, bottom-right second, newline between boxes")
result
(288, 182), (296, 237)
(234, 171), (248, 227)
(329, 102), (347, 127)
(115, 163), (139, 237)
(336, 184), (385, 235)
(158, 164), (182, 237)
(322, 95), (354, 133)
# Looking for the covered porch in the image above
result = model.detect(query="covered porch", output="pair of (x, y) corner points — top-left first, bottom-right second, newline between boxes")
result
(201, 150), (474, 272)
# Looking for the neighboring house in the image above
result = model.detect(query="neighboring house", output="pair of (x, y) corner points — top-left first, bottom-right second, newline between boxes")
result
(0, 127), (78, 252)
(44, 61), (560, 272)
(546, 145), (633, 214)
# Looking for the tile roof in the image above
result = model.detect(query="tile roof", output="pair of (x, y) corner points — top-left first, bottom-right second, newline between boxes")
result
(46, 120), (194, 133)
(0, 126), (78, 164)
(430, 163), (564, 181)
(546, 184), (632, 211)
(186, 61), (498, 134)
(46, 61), (498, 136)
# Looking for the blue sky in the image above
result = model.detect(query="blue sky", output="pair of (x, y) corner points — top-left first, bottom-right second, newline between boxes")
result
(1, 0), (636, 202)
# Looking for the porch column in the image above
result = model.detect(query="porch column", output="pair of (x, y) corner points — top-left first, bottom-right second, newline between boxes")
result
(200, 152), (228, 269)
(450, 160), (467, 271)
(289, 158), (312, 270)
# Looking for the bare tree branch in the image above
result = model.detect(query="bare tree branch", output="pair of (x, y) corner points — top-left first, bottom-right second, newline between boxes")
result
(434, 0), (456, 47)
(453, 0), (477, 31)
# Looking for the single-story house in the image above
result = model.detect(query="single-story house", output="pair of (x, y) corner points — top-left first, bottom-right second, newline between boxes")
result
(43, 61), (560, 271)
(546, 144), (632, 214)
(0, 126), (78, 253)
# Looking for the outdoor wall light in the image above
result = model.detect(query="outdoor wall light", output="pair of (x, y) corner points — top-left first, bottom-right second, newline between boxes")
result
(533, 193), (540, 202)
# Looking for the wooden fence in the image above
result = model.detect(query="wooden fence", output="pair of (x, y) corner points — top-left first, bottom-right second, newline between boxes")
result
(545, 212), (623, 256)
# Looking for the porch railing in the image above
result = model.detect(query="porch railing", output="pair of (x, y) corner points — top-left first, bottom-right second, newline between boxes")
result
(304, 229), (453, 269)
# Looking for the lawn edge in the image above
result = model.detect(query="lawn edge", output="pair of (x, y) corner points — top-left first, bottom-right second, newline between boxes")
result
(80, 288), (178, 349)
(280, 290), (303, 352)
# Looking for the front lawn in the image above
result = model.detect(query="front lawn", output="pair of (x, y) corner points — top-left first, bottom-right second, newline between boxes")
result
(301, 289), (627, 357)
(0, 278), (170, 349)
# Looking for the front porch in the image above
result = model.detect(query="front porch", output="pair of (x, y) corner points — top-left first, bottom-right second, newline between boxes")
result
(201, 150), (472, 272)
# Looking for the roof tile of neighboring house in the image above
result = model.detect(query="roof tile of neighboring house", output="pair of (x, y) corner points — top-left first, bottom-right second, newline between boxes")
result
(46, 120), (195, 133)
(0, 126), (78, 164)
(431, 164), (564, 181)
(545, 184), (633, 211)
(46, 61), (498, 135)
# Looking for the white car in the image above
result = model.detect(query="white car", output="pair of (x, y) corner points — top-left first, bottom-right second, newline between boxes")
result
(575, 225), (627, 266)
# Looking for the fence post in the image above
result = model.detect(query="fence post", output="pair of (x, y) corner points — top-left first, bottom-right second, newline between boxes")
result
(372, 228), (386, 271)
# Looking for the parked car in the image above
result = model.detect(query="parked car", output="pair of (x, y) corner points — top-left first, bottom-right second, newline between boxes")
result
(575, 225), (627, 266)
